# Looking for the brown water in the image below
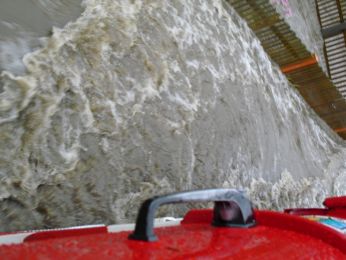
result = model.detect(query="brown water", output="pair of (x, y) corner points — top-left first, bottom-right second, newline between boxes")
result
(0, 0), (83, 73)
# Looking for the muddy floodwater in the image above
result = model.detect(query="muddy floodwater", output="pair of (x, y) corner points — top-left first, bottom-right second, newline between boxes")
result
(0, 0), (83, 73)
(0, 0), (345, 232)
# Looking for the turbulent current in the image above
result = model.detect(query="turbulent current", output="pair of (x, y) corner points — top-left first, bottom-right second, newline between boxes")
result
(0, 0), (345, 231)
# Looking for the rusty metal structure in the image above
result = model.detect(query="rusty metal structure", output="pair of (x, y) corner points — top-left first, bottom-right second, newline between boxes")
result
(227, 0), (346, 139)
(316, 0), (346, 98)
(316, 0), (346, 137)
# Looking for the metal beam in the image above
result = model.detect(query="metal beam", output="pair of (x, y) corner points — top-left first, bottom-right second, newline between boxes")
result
(321, 21), (346, 39)
(281, 55), (318, 73)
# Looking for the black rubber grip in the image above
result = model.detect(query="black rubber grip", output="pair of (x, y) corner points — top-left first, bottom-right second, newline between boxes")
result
(128, 189), (255, 242)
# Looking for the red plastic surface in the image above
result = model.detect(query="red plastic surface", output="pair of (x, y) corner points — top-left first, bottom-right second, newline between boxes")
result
(324, 196), (346, 209)
(24, 226), (107, 242)
(285, 208), (346, 219)
(183, 209), (346, 254)
(1, 209), (345, 259)
(285, 195), (346, 222)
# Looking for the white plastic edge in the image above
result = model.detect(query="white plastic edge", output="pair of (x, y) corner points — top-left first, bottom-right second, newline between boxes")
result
(0, 218), (182, 245)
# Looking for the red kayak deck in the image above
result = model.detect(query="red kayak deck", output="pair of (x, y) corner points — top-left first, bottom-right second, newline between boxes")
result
(285, 196), (346, 220)
(0, 209), (345, 259)
(1, 192), (345, 259)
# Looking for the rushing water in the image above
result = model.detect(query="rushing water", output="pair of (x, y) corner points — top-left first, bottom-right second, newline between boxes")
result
(0, 0), (83, 74)
(0, 0), (345, 231)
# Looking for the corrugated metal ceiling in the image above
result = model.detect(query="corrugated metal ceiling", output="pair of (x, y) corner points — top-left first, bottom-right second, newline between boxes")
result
(227, 0), (346, 139)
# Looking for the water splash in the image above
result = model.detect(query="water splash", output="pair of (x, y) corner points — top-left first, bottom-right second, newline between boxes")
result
(0, 0), (345, 231)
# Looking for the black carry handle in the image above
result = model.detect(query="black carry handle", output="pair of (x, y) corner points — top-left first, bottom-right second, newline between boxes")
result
(128, 189), (256, 242)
